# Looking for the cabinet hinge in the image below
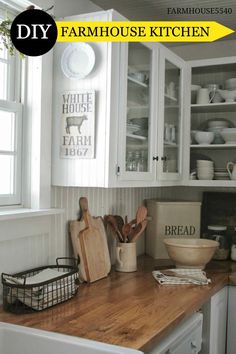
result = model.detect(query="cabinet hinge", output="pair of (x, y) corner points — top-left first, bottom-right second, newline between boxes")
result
(116, 165), (120, 176)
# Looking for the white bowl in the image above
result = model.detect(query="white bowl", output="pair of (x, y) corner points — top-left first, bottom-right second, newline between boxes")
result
(196, 159), (214, 166)
(196, 160), (214, 166)
(208, 120), (229, 128)
(163, 238), (219, 269)
(225, 78), (236, 90)
(218, 89), (236, 102)
(220, 128), (236, 144)
(195, 131), (214, 145)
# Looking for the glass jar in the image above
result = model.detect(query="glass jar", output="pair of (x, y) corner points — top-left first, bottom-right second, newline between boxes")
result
(207, 225), (229, 260)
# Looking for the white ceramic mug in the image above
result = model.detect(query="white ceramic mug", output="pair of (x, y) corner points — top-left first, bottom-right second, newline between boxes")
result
(227, 162), (236, 180)
(196, 88), (210, 104)
(116, 242), (137, 272)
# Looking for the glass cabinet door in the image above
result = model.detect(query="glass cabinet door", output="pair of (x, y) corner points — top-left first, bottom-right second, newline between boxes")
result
(159, 50), (184, 180)
(118, 42), (155, 182)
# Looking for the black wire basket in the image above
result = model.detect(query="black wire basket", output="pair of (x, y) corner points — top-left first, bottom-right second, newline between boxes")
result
(2, 257), (79, 314)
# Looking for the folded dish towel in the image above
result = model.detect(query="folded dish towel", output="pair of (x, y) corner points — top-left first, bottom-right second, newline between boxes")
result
(152, 268), (211, 285)
(5, 268), (77, 310)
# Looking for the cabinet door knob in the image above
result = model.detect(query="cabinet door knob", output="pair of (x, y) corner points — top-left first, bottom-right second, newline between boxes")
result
(161, 156), (167, 161)
(152, 156), (159, 161)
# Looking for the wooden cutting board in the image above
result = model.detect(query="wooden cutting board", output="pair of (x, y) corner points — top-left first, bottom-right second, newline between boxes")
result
(70, 198), (111, 282)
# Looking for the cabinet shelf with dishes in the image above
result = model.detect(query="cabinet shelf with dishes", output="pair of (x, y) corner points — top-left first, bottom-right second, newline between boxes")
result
(191, 144), (236, 149)
(191, 102), (236, 113)
(186, 57), (236, 186)
(127, 75), (148, 88)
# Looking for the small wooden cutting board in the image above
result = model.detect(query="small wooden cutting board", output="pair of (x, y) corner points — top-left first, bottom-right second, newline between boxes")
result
(70, 198), (111, 282)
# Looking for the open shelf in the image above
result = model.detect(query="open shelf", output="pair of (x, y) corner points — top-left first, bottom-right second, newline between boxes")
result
(128, 76), (148, 88)
(191, 102), (236, 113)
(187, 180), (235, 187)
(191, 144), (236, 149)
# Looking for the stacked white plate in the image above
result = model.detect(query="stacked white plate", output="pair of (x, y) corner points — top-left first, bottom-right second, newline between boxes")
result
(197, 160), (214, 180)
(214, 168), (230, 180)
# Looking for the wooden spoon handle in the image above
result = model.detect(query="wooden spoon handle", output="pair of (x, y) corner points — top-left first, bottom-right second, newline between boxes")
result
(130, 220), (147, 243)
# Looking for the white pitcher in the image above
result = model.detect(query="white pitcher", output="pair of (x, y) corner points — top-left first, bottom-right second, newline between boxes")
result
(227, 162), (236, 180)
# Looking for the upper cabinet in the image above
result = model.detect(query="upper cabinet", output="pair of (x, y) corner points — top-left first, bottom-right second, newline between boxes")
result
(51, 10), (186, 188)
(117, 42), (156, 183)
(183, 56), (236, 187)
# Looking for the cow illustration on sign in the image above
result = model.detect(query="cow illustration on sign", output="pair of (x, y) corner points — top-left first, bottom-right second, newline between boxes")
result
(65, 115), (88, 134)
(61, 90), (95, 159)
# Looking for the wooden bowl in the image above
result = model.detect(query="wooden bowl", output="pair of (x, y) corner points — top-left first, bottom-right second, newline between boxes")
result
(163, 238), (219, 269)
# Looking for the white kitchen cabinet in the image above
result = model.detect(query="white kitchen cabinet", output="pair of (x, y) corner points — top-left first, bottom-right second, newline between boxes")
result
(227, 285), (236, 354)
(52, 10), (186, 188)
(183, 56), (236, 187)
(116, 44), (186, 186)
(200, 286), (228, 354)
(149, 312), (203, 354)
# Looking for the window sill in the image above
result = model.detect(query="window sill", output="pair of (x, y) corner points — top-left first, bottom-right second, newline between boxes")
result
(0, 208), (64, 221)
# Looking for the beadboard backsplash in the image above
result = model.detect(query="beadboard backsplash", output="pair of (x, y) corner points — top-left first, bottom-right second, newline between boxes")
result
(0, 185), (233, 303)
(51, 186), (165, 258)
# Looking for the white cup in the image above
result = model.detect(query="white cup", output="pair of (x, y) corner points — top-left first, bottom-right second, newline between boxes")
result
(197, 172), (214, 180)
(196, 88), (210, 104)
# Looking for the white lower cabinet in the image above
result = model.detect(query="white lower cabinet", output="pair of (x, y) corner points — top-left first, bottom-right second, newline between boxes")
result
(149, 313), (203, 354)
(200, 287), (228, 354)
(227, 286), (236, 354)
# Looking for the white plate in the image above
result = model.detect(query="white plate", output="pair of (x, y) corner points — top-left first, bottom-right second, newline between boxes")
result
(61, 43), (95, 79)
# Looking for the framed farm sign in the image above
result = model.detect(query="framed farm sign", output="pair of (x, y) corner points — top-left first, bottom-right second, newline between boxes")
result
(60, 90), (95, 159)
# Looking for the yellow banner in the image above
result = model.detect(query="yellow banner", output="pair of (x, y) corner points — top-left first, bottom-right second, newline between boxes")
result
(56, 21), (234, 42)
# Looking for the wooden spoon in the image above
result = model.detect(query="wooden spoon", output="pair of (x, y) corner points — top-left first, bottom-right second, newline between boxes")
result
(127, 223), (142, 242)
(114, 215), (124, 235)
(122, 223), (131, 243)
(136, 206), (147, 225)
(105, 215), (123, 242)
(130, 219), (148, 243)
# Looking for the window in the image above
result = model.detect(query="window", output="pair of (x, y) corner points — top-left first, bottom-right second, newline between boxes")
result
(0, 6), (22, 206)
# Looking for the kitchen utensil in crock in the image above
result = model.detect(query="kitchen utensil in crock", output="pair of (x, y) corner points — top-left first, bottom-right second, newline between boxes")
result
(136, 206), (147, 225)
(105, 215), (124, 242)
(130, 219), (148, 243)
(114, 215), (124, 235)
(122, 223), (131, 243)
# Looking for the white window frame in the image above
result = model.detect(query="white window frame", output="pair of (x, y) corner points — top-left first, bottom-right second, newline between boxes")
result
(0, 5), (23, 206)
(0, 0), (53, 215)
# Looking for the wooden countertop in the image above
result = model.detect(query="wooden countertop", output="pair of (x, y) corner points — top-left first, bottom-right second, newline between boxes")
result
(0, 256), (233, 353)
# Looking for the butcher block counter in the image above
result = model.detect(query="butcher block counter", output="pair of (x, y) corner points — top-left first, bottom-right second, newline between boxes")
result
(0, 256), (233, 353)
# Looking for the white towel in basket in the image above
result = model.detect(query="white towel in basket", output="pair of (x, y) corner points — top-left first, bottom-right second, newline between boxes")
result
(5, 268), (78, 310)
